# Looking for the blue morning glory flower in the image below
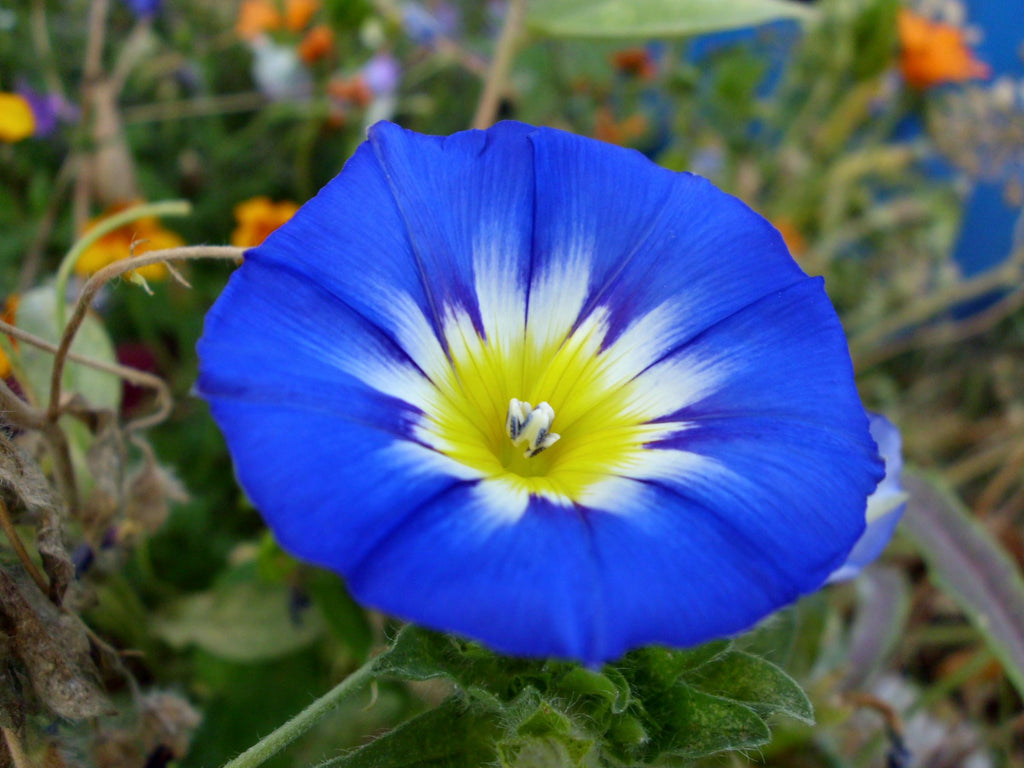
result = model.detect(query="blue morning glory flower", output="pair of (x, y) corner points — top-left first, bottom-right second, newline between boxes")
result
(828, 413), (907, 583)
(197, 121), (885, 664)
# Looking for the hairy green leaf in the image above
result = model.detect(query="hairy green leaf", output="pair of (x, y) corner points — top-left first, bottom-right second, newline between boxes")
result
(686, 650), (814, 723)
(645, 685), (771, 759)
(323, 696), (500, 768)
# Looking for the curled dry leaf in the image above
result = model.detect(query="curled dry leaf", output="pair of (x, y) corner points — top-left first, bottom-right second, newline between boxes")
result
(0, 434), (74, 604)
(80, 410), (127, 541)
(123, 441), (188, 541)
(92, 691), (202, 768)
(0, 567), (112, 720)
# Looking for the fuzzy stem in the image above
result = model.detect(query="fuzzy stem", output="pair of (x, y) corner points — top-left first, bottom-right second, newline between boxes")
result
(220, 659), (377, 768)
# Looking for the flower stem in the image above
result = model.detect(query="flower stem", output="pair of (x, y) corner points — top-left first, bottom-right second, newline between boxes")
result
(53, 199), (192, 331)
(220, 658), (377, 768)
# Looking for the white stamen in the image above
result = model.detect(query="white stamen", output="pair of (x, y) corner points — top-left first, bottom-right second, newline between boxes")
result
(505, 399), (561, 458)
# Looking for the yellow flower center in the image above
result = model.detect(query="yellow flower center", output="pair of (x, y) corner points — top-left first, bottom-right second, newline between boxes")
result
(417, 312), (669, 506)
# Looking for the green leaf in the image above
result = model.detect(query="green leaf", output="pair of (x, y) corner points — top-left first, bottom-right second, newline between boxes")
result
(15, 285), (121, 411)
(324, 696), (500, 768)
(303, 568), (373, 660)
(371, 625), (534, 695)
(619, 640), (731, 692)
(371, 625), (465, 682)
(901, 472), (1024, 699)
(685, 650), (814, 724)
(528, 0), (815, 39)
(555, 666), (630, 713)
(497, 735), (593, 768)
(153, 578), (325, 662)
(645, 685), (771, 759)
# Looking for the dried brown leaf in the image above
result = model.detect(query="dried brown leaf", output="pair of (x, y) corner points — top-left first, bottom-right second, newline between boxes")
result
(0, 435), (73, 603)
(80, 411), (126, 541)
(0, 567), (112, 720)
(124, 451), (188, 540)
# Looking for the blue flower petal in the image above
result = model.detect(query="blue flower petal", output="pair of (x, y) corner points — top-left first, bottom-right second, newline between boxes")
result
(527, 128), (806, 351)
(199, 120), (886, 664)
(828, 413), (907, 583)
(347, 491), (601, 660)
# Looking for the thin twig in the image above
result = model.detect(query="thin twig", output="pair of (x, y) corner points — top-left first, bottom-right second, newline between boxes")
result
(0, 379), (48, 431)
(975, 439), (1024, 518)
(855, 284), (1024, 371)
(73, 0), (113, 236)
(122, 92), (270, 124)
(48, 245), (245, 421)
(0, 319), (173, 433)
(41, 423), (78, 510)
(54, 199), (192, 330)
(471, 0), (528, 130)
(1, 727), (33, 768)
(110, 17), (155, 93)
(29, 0), (65, 98)
(0, 498), (51, 596)
(849, 247), (1024, 358)
(18, 156), (76, 293)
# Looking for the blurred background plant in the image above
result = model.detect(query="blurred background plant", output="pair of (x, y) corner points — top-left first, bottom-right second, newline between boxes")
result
(1, 0), (1023, 766)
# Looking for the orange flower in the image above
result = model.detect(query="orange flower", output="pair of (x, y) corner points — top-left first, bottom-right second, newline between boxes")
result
(237, 0), (321, 40)
(897, 9), (990, 89)
(0, 93), (35, 143)
(594, 107), (649, 147)
(611, 48), (657, 80)
(76, 205), (185, 281)
(236, 0), (283, 40)
(285, 0), (319, 32)
(0, 296), (19, 379)
(773, 218), (806, 258)
(327, 75), (373, 108)
(298, 24), (334, 64)
(231, 197), (300, 248)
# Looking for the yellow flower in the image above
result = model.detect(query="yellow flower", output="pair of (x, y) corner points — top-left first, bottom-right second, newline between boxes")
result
(231, 197), (299, 248)
(0, 93), (35, 143)
(76, 205), (185, 281)
(898, 9), (990, 89)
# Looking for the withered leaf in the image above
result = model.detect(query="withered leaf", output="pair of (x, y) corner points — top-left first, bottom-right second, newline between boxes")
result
(0, 566), (112, 720)
(124, 446), (188, 540)
(0, 434), (73, 604)
(81, 411), (126, 541)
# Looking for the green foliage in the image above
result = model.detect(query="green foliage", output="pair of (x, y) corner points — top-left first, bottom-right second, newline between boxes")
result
(152, 568), (326, 663)
(350, 626), (814, 766)
(15, 286), (121, 411)
(528, 0), (815, 38)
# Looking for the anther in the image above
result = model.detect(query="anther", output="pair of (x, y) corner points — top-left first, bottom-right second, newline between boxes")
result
(505, 399), (560, 458)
